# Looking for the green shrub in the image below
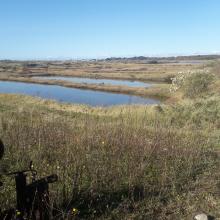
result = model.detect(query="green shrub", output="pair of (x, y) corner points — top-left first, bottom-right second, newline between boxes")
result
(170, 71), (214, 98)
(182, 71), (214, 98)
(212, 61), (220, 78)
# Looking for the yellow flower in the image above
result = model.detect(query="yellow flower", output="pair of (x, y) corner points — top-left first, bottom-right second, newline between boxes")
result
(16, 210), (21, 216)
(72, 208), (79, 215)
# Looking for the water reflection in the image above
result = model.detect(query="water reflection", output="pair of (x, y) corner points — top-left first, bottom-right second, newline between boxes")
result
(34, 76), (152, 88)
(0, 81), (159, 106)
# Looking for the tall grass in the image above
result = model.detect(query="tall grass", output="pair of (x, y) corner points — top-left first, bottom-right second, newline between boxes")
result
(0, 97), (219, 219)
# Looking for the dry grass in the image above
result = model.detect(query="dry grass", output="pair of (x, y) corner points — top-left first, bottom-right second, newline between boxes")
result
(0, 61), (205, 82)
(0, 94), (220, 219)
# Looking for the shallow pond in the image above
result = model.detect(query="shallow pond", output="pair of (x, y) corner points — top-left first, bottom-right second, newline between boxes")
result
(0, 81), (160, 106)
(34, 76), (152, 88)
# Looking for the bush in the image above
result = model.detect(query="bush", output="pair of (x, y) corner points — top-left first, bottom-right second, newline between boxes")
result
(183, 71), (214, 98)
(212, 61), (220, 78)
(170, 71), (214, 98)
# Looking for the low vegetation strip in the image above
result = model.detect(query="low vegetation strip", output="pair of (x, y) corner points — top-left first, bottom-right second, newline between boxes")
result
(0, 59), (203, 83)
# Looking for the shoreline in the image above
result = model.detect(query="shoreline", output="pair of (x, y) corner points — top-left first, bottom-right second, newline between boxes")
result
(0, 76), (170, 101)
(23, 72), (169, 83)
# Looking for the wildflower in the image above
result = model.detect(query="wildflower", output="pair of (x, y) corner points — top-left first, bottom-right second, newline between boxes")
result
(102, 141), (105, 145)
(72, 208), (79, 215)
(57, 165), (60, 170)
(16, 210), (21, 216)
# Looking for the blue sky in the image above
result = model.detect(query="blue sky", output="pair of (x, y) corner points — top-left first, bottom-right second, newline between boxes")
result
(0, 0), (220, 60)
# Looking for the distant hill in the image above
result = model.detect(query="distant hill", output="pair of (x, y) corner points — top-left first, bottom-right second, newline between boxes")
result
(1, 54), (220, 64)
(104, 54), (220, 63)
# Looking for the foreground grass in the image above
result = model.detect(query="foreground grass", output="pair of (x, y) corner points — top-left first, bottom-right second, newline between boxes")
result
(0, 94), (220, 219)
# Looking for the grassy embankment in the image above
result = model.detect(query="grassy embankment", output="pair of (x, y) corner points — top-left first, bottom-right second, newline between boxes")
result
(0, 61), (220, 219)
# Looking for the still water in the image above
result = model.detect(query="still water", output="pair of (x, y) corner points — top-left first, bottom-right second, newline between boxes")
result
(34, 76), (152, 88)
(0, 81), (160, 106)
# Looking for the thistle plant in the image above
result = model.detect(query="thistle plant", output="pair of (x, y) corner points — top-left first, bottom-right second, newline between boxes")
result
(170, 71), (192, 92)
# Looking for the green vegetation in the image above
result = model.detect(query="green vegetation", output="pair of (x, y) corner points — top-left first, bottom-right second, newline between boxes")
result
(183, 71), (214, 98)
(0, 60), (220, 219)
(170, 70), (215, 98)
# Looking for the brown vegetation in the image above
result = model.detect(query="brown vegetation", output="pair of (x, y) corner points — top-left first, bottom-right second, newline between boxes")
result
(0, 94), (220, 219)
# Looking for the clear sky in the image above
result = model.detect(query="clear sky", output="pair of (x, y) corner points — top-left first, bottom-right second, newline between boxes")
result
(0, 0), (220, 60)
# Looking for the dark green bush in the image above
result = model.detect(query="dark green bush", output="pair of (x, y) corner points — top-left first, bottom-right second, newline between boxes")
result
(182, 71), (214, 98)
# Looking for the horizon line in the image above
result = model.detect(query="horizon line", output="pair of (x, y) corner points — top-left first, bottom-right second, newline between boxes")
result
(0, 53), (220, 62)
